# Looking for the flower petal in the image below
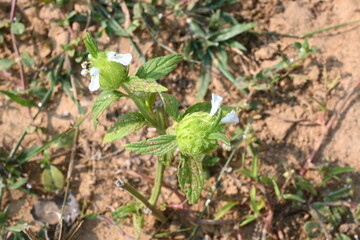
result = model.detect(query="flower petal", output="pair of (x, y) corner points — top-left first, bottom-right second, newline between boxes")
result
(107, 51), (133, 66)
(89, 67), (100, 91)
(221, 110), (239, 124)
(81, 69), (89, 76)
(210, 93), (223, 116)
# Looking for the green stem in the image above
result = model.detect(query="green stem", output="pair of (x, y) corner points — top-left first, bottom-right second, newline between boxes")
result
(120, 83), (156, 126)
(121, 83), (168, 219)
(149, 103), (168, 205)
(148, 159), (165, 205)
(115, 179), (166, 223)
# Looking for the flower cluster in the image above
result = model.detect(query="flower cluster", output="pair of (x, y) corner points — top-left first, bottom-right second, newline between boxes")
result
(175, 93), (239, 155)
(81, 51), (132, 91)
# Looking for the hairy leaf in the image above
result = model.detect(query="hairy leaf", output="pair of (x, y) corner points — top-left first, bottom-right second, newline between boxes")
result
(92, 90), (125, 129)
(125, 135), (177, 155)
(84, 33), (99, 58)
(160, 93), (180, 121)
(136, 54), (183, 81)
(178, 154), (204, 204)
(103, 112), (146, 143)
(126, 76), (167, 92)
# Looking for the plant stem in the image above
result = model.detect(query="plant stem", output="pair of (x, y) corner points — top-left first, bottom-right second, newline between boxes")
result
(120, 83), (156, 126)
(149, 103), (168, 205)
(148, 159), (165, 205)
(115, 179), (166, 223)
(10, 0), (27, 90)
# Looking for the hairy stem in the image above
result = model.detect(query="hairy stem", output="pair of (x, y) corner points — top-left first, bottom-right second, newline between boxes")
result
(148, 103), (168, 205)
(120, 83), (156, 126)
(148, 159), (165, 205)
(115, 179), (166, 223)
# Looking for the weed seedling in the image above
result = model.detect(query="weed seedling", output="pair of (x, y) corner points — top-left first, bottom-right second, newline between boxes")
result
(82, 33), (239, 233)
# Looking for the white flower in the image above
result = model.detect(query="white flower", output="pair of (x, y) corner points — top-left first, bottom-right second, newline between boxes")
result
(81, 69), (89, 76)
(209, 93), (239, 124)
(221, 110), (239, 123)
(88, 67), (100, 91)
(210, 93), (223, 116)
(107, 51), (132, 66)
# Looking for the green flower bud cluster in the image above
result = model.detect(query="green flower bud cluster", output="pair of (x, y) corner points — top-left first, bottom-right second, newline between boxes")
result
(175, 112), (222, 155)
(90, 51), (128, 91)
(82, 33), (132, 91)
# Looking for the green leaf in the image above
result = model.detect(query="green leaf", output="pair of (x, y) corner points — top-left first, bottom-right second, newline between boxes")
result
(183, 102), (211, 116)
(178, 154), (204, 204)
(84, 33), (99, 58)
(298, 181), (317, 195)
(214, 201), (238, 220)
(125, 135), (177, 155)
(250, 186), (259, 214)
(210, 50), (248, 94)
(7, 177), (28, 190)
(324, 185), (353, 202)
(251, 156), (258, 180)
(112, 202), (139, 219)
(328, 167), (355, 176)
(272, 179), (281, 199)
(160, 93), (180, 121)
(7, 224), (29, 232)
(10, 22), (25, 35)
(283, 194), (305, 203)
(0, 90), (37, 107)
(335, 234), (352, 240)
(21, 52), (36, 68)
(239, 215), (257, 227)
(208, 132), (230, 145)
(237, 169), (253, 179)
(0, 59), (15, 70)
(91, 90), (125, 129)
(54, 129), (75, 148)
(197, 51), (212, 101)
(209, 22), (256, 42)
(126, 76), (167, 92)
(41, 165), (64, 191)
(303, 221), (322, 238)
(202, 156), (220, 166)
(189, 21), (206, 38)
(136, 54), (183, 81)
(21, 130), (74, 163)
(103, 112), (146, 143)
(226, 40), (247, 51)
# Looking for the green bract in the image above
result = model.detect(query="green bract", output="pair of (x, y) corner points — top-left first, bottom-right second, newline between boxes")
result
(175, 112), (221, 155)
(90, 52), (128, 91)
